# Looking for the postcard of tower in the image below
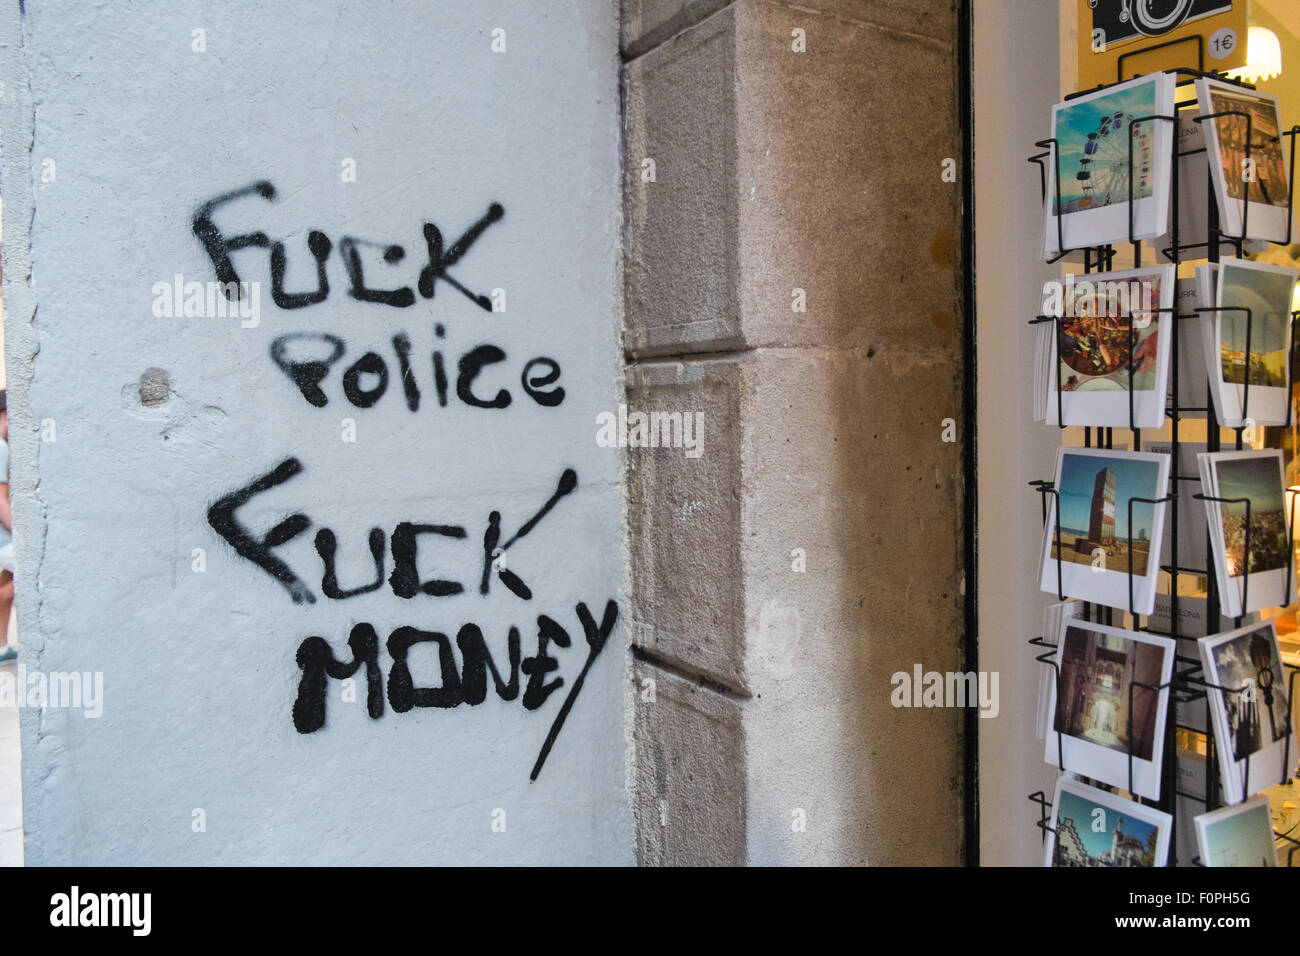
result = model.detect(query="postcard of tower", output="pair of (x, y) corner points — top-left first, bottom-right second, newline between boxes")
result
(1044, 618), (1174, 799)
(1044, 74), (1175, 257)
(1041, 265), (1174, 428)
(1194, 795), (1278, 867)
(1198, 450), (1295, 617)
(1039, 446), (1170, 614)
(1198, 622), (1294, 805)
(1044, 775), (1171, 867)
(1197, 78), (1292, 244)
(1208, 259), (1298, 427)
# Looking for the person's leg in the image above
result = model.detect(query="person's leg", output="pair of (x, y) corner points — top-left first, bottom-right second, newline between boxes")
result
(0, 543), (14, 654)
(0, 570), (12, 652)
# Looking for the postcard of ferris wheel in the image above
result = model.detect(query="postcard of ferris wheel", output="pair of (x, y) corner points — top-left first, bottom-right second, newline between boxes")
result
(1045, 73), (1176, 257)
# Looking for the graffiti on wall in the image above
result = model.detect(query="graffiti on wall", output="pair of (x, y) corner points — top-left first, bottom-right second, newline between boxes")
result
(194, 181), (616, 781)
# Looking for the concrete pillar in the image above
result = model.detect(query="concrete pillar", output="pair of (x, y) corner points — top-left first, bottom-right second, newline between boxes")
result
(1, 0), (629, 865)
(623, 0), (968, 864)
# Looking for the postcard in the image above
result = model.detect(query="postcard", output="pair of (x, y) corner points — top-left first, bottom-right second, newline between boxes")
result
(1167, 278), (1209, 418)
(1156, 115), (1267, 262)
(1207, 259), (1297, 428)
(1196, 78), (1293, 243)
(1195, 263), (1220, 403)
(1149, 592), (1214, 640)
(1044, 775), (1172, 867)
(1042, 266), (1174, 428)
(1198, 621), (1295, 805)
(1039, 446), (1171, 614)
(1044, 618), (1175, 799)
(1045, 74), (1176, 257)
(1266, 780), (1300, 865)
(1036, 601), (1083, 742)
(1144, 440), (1208, 574)
(1176, 759), (1207, 866)
(1197, 450), (1295, 617)
(1194, 795), (1277, 866)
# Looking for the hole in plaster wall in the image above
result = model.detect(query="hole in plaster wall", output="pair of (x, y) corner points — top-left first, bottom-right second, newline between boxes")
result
(138, 368), (171, 407)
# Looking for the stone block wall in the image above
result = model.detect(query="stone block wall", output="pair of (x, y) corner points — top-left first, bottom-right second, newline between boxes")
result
(623, 0), (968, 865)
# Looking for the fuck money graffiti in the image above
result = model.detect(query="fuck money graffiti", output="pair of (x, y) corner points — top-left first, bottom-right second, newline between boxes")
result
(194, 181), (616, 781)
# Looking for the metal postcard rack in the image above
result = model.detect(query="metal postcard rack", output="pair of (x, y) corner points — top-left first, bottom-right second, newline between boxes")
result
(1022, 55), (1300, 867)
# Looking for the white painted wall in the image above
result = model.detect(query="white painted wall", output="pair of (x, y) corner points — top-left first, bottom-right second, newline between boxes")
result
(1, 0), (630, 865)
(975, 0), (1064, 866)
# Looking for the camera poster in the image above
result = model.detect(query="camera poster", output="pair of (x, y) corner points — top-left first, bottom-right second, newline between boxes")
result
(1077, 0), (1248, 89)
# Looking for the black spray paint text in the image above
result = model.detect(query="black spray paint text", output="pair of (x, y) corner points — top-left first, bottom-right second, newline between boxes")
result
(269, 328), (564, 412)
(293, 599), (618, 781)
(207, 457), (577, 606)
(194, 182), (604, 781)
(191, 182), (566, 414)
(193, 181), (503, 311)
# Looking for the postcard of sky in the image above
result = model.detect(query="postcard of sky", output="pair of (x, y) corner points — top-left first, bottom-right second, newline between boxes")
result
(1055, 81), (1158, 206)
(1215, 455), (1283, 512)
(1203, 803), (1274, 867)
(1058, 453), (1161, 537)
